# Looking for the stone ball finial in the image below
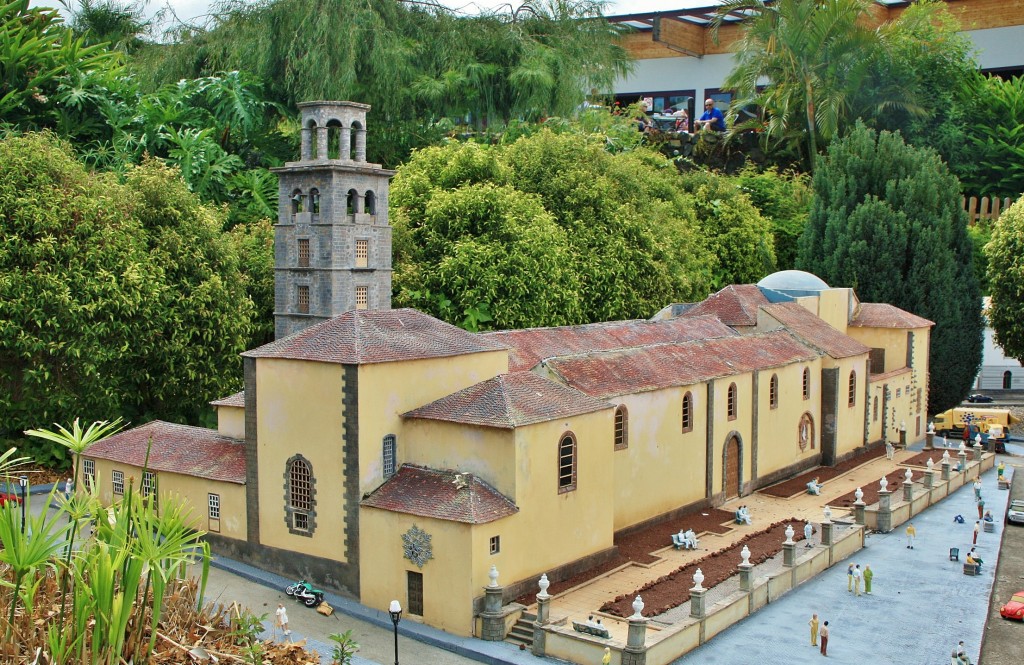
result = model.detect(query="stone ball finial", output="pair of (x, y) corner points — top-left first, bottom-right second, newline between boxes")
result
(926, 457), (934, 470)
(740, 545), (751, 565)
(879, 476), (888, 492)
(855, 487), (864, 503)
(823, 505), (832, 523)
(784, 524), (795, 544)
(928, 421), (935, 434)
(488, 565), (499, 588)
(942, 449), (951, 462)
(904, 468), (913, 482)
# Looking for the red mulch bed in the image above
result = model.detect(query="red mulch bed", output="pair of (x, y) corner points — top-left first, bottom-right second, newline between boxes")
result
(830, 468), (924, 508)
(759, 444), (886, 498)
(903, 450), (967, 467)
(512, 508), (737, 605)
(599, 519), (808, 618)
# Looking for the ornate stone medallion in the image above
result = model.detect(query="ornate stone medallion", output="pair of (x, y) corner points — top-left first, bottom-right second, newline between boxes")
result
(402, 525), (434, 568)
(798, 413), (814, 451)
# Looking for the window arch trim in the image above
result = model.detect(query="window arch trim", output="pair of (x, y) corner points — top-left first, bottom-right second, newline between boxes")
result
(557, 432), (577, 493)
(284, 454), (317, 536)
(614, 406), (628, 450)
(682, 391), (694, 432)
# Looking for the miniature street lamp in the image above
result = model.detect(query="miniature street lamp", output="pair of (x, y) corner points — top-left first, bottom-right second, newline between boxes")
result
(18, 475), (27, 535)
(388, 600), (402, 665)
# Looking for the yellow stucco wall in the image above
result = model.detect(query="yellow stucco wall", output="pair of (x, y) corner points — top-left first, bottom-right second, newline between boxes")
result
(82, 458), (246, 539)
(217, 405), (245, 439)
(611, 385), (708, 530)
(848, 324), (930, 440)
(254, 358), (347, 561)
(402, 419), (516, 497)
(359, 510), (477, 635)
(754, 362), (822, 475)
(832, 356), (870, 457)
(709, 374), (754, 498)
(356, 351), (508, 495)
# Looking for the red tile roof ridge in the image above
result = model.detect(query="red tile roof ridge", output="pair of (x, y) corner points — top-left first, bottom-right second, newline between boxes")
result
(210, 391), (245, 407)
(761, 301), (870, 359)
(850, 302), (934, 329)
(360, 464), (518, 524)
(870, 367), (913, 382)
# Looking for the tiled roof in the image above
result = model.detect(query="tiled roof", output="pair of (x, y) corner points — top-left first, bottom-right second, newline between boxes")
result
(242, 308), (508, 364)
(849, 303), (933, 329)
(482, 315), (736, 372)
(871, 367), (912, 381)
(403, 372), (612, 429)
(679, 284), (770, 326)
(210, 391), (245, 407)
(84, 421), (246, 484)
(360, 465), (518, 524)
(544, 331), (819, 398)
(762, 302), (870, 359)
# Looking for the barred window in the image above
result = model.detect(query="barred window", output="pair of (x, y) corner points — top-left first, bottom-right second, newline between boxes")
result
(614, 406), (628, 450)
(682, 392), (693, 432)
(848, 371), (857, 407)
(802, 367), (811, 400)
(297, 285), (310, 314)
(558, 433), (577, 493)
(298, 239), (310, 267)
(383, 434), (397, 479)
(289, 458), (312, 531)
(83, 459), (95, 491)
(208, 493), (221, 519)
(112, 470), (124, 495)
(355, 285), (368, 310)
(489, 535), (500, 555)
(770, 374), (779, 409)
(727, 382), (738, 420)
(141, 471), (156, 498)
(355, 239), (369, 268)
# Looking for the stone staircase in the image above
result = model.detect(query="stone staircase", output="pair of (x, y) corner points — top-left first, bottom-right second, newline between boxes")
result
(506, 611), (536, 649)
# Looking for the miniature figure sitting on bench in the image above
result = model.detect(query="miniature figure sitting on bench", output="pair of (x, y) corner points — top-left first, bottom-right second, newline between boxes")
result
(573, 616), (610, 639)
(806, 477), (824, 495)
(735, 505), (753, 525)
(672, 529), (699, 550)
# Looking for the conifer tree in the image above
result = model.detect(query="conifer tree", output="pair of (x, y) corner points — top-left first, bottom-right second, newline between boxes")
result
(798, 122), (983, 413)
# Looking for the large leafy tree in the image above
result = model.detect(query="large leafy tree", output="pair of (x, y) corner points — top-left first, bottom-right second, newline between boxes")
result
(0, 132), (253, 443)
(711, 0), (892, 168)
(957, 74), (1024, 199)
(797, 123), (983, 413)
(985, 197), (1024, 363)
(391, 127), (718, 330)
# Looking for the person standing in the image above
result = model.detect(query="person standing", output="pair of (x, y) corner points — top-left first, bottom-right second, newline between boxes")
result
(853, 565), (862, 596)
(977, 496), (985, 519)
(973, 479), (982, 500)
(602, 646), (611, 665)
(819, 621), (829, 656)
(973, 520), (980, 545)
(863, 565), (873, 594)
(847, 563), (854, 591)
(885, 440), (895, 460)
(276, 602), (291, 639)
(63, 477), (73, 501)
(809, 613), (819, 646)
(905, 522), (917, 549)
(998, 461), (1006, 479)
(804, 521), (814, 548)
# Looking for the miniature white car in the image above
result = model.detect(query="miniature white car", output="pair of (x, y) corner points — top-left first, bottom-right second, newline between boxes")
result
(1008, 499), (1024, 525)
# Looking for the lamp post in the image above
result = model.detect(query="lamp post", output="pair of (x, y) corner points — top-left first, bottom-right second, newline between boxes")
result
(388, 600), (402, 665)
(18, 475), (27, 535)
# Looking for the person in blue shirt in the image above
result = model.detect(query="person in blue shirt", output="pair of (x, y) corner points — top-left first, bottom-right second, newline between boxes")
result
(694, 98), (726, 131)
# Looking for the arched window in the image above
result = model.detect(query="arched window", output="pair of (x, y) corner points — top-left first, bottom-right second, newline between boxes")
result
(1004, 370), (1013, 389)
(309, 188), (320, 215)
(727, 382), (738, 420)
(769, 374), (779, 409)
(802, 367), (811, 400)
(347, 189), (358, 215)
(682, 391), (693, 432)
(326, 119), (342, 159)
(365, 190), (376, 215)
(291, 189), (303, 214)
(383, 434), (397, 478)
(848, 370), (857, 407)
(614, 406), (628, 450)
(558, 433), (577, 493)
(286, 456), (316, 534)
(307, 120), (319, 159)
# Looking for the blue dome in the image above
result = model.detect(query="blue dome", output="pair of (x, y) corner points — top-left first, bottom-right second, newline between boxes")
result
(757, 270), (830, 292)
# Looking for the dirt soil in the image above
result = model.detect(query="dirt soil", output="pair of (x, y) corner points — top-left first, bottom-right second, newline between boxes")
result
(759, 444), (886, 498)
(599, 520), (807, 618)
(830, 468), (924, 508)
(903, 450), (963, 467)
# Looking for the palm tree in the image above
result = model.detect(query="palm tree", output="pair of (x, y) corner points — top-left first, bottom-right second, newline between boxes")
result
(711, 0), (890, 169)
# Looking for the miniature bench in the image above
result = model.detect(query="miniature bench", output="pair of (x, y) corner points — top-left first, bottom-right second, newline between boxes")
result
(962, 562), (979, 576)
(949, 547), (959, 561)
(572, 621), (610, 639)
(983, 521), (995, 533)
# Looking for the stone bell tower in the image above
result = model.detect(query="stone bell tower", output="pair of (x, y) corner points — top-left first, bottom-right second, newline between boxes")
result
(271, 101), (396, 339)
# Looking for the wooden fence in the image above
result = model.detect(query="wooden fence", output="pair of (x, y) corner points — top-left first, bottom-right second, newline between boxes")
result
(962, 195), (1016, 225)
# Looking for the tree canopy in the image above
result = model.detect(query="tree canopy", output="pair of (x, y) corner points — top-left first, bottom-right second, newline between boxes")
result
(0, 132), (253, 444)
(797, 122), (983, 413)
(985, 196), (1024, 364)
